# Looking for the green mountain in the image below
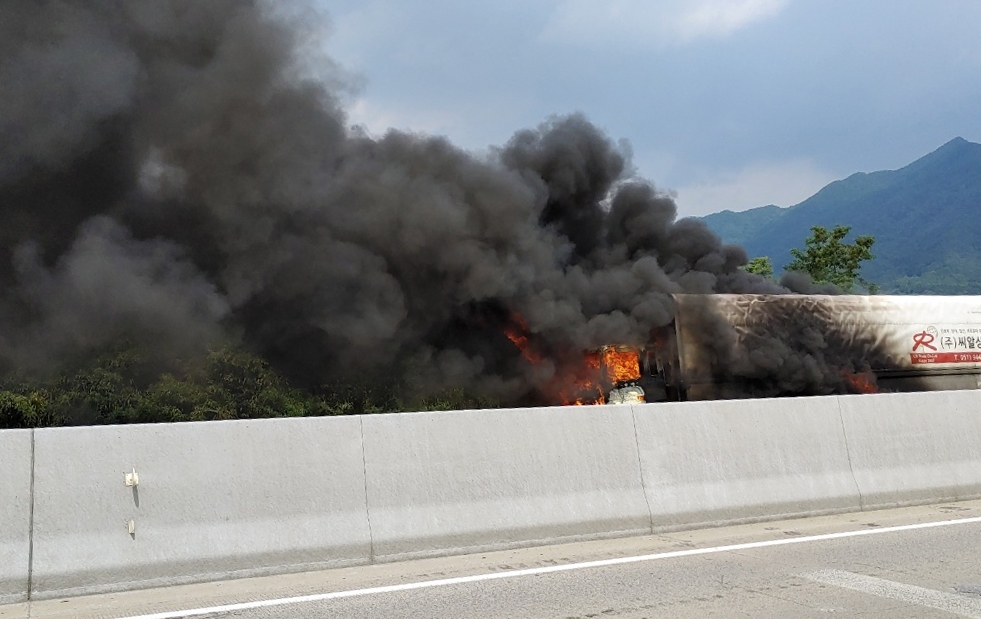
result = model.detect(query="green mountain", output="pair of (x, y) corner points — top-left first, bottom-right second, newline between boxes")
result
(701, 137), (981, 293)
(698, 204), (785, 247)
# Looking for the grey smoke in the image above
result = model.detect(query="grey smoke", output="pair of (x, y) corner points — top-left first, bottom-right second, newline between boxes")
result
(0, 0), (833, 403)
(9, 217), (228, 370)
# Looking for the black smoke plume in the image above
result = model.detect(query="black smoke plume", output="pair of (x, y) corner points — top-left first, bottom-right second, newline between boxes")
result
(1, 0), (826, 407)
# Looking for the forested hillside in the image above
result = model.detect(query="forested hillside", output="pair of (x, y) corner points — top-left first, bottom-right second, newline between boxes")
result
(702, 138), (981, 293)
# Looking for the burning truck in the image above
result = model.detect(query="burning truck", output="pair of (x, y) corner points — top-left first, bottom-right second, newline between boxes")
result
(564, 294), (981, 404)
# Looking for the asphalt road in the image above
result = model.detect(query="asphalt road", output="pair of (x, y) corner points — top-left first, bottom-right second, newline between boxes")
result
(6, 500), (981, 619)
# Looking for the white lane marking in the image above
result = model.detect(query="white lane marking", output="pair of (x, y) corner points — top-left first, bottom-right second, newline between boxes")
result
(804, 569), (981, 618)
(116, 515), (981, 619)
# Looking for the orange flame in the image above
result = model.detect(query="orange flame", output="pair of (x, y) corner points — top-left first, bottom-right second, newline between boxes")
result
(504, 314), (543, 364)
(842, 369), (879, 394)
(504, 312), (605, 405)
(601, 347), (641, 384)
(568, 352), (605, 405)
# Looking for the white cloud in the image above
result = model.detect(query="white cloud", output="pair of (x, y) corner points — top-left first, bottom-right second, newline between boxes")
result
(540, 0), (789, 47)
(669, 159), (837, 217)
(344, 97), (458, 137)
(676, 0), (788, 41)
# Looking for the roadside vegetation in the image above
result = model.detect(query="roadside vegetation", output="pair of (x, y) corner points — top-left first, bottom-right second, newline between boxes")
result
(0, 345), (496, 429)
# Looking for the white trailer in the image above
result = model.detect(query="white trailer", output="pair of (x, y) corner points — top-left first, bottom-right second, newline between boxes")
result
(642, 294), (981, 401)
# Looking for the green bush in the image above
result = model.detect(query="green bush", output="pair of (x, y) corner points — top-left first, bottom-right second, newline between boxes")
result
(0, 343), (495, 428)
(0, 389), (63, 428)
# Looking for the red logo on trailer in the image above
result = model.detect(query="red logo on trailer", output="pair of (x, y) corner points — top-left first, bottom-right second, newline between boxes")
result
(909, 326), (981, 364)
(912, 331), (936, 351)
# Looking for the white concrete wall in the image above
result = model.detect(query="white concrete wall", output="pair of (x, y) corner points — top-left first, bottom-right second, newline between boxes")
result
(362, 405), (651, 561)
(4, 389), (981, 602)
(837, 391), (981, 508)
(633, 397), (862, 529)
(29, 417), (371, 600)
(0, 429), (32, 605)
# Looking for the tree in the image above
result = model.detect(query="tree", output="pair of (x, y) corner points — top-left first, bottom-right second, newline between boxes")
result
(743, 256), (774, 279)
(0, 390), (62, 429)
(786, 225), (877, 292)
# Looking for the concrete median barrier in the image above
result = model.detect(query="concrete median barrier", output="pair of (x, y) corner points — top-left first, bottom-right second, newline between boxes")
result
(29, 416), (371, 600)
(0, 429), (33, 605)
(361, 405), (652, 562)
(632, 397), (862, 530)
(9, 389), (981, 602)
(837, 390), (981, 508)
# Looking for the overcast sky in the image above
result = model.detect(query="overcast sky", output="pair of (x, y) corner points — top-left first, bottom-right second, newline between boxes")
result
(315, 0), (981, 217)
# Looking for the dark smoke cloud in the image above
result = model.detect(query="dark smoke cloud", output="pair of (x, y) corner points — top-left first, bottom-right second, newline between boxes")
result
(8, 217), (228, 370)
(778, 270), (841, 295)
(0, 0), (821, 403)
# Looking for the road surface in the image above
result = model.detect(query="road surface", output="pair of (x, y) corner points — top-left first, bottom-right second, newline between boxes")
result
(4, 499), (981, 619)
